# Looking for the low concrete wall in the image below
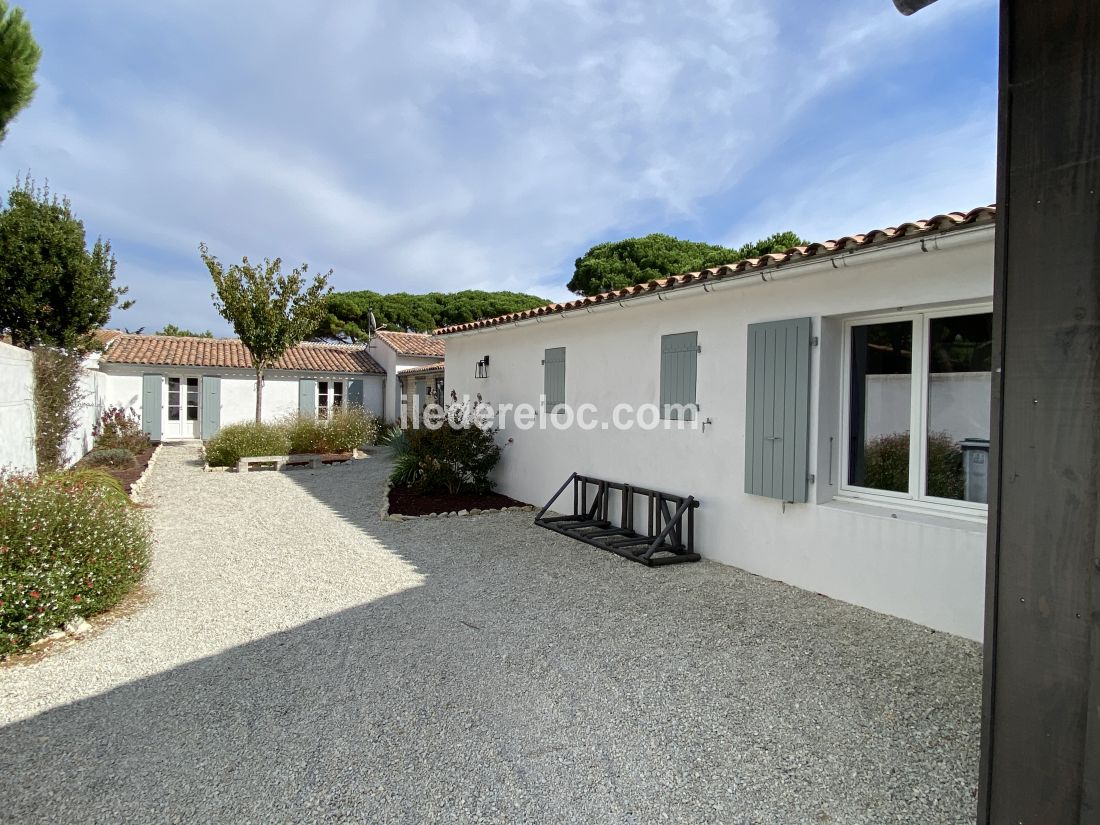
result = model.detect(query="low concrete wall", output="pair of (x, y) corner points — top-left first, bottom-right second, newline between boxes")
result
(0, 342), (36, 473)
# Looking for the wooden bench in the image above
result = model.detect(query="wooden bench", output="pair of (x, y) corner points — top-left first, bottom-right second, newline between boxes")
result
(236, 454), (324, 472)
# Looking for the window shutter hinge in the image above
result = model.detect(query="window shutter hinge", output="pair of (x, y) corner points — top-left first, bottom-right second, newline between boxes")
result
(808, 474), (815, 484)
(697, 345), (702, 353)
(811, 336), (819, 347)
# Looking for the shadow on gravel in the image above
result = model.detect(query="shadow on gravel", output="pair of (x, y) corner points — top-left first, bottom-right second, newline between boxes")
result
(0, 460), (983, 825)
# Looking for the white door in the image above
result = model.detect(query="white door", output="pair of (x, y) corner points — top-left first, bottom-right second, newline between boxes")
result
(163, 376), (201, 439)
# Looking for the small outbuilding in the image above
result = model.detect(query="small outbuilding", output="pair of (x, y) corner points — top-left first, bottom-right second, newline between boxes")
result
(92, 334), (386, 440)
(368, 330), (446, 422)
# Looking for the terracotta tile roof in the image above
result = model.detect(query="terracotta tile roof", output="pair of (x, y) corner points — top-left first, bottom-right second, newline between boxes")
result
(373, 329), (446, 357)
(92, 329), (123, 347)
(435, 205), (997, 335)
(397, 360), (445, 376)
(101, 334), (385, 374)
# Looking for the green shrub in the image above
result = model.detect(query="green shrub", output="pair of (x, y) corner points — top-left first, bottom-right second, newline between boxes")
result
(862, 432), (910, 493)
(318, 405), (379, 453)
(77, 447), (136, 470)
(0, 471), (150, 655)
(381, 426), (422, 487)
(93, 405), (152, 453)
(282, 406), (380, 455)
(32, 347), (84, 474)
(203, 422), (290, 467)
(926, 432), (965, 499)
(282, 414), (322, 456)
(862, 430), (964, 498)
(48, 469), (131, 506)
(387, 422), (502, 495)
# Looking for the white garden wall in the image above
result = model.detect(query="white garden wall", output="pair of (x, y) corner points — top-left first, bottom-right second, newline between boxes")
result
(443, 227), (995, 640)
(0, 342), (36, 473)
(65, 365), (104, 466)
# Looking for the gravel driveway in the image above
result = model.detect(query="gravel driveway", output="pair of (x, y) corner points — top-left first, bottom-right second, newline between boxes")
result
(0, 444), (982, 824)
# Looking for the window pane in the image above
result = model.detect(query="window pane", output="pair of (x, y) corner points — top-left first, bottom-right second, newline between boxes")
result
(926, 313), (993, 502)
(333, 381), (343, 408)
(849, 321), (912, 492)
(168, 378), (180, 421)
(318, 381), (328, 419)
(186, 378), (199, 422)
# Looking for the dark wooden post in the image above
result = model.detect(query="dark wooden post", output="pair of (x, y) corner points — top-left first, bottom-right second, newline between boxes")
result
(979, 1), (1100, 822)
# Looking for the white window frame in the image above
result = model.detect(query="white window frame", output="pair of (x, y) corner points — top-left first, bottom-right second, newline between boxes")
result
(839, 302), (993, 519)
(317, 380), (344, 419)
(167, 376), (200, 423)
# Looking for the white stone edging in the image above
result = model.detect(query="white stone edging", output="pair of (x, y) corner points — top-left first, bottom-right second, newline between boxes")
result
(129, 443), (162, 503)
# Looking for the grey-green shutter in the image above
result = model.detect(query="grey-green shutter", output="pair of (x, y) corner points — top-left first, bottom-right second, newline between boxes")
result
(415, 378), (426, 410)
(660, 331), (698, 420)
(543, 347), (566, 410)
(141, 374), (162, 441)
(347, 379), (364, 407)
(201, 376), (221, 439)
(298, 379), (317, 416)
(744, 318), (813, 502)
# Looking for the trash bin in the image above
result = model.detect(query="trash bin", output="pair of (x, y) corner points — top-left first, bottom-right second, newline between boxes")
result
(960, 438), (990, 503)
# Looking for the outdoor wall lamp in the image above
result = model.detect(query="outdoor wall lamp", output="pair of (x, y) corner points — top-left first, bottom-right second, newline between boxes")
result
(475, 355), (490, 379)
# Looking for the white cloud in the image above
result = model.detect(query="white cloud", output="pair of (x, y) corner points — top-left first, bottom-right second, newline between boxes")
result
(722, 114), (997, 248)
(1, 0), (997, 328)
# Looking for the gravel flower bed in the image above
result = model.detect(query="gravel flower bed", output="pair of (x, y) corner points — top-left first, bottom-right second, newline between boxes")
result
(0, 444), (982, 824)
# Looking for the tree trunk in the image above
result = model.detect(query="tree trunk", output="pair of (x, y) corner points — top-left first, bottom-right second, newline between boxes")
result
(255, 367), (264, 424)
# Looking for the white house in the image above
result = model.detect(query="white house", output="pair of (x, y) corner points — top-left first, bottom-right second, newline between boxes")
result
(437, 206), (997, 641)
(368, 330), (446, 422)
(92, 334), (386, 441)
(397, 360), (446, 423)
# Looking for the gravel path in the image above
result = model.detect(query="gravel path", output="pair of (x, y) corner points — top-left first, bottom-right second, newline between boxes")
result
(0, 444), (982, 824)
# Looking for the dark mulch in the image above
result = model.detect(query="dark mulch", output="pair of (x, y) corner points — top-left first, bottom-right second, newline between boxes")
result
(388, 485), (529, 517)
(100, 443), (159, 495)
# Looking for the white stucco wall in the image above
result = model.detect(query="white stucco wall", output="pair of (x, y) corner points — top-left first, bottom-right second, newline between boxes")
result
(372, 338), (443, 422)
(0, 342), (36, 473)
(65, 365), (104, 466)
(443, 227), (995, 640)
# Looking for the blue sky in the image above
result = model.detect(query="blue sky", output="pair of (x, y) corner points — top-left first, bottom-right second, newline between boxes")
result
(3, 0), (998, 335)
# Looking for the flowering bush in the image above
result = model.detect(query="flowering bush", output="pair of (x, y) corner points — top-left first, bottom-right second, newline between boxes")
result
(0, 470), (150, 655)
(93, 405), (152, 454)
(203, 422), (291, 467)
(205, 407), (381, 466)
(282, 406), (379, 455)
(77, 447), (136, 470)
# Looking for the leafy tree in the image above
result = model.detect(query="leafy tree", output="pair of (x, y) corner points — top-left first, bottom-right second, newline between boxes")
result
(0, 177), (131, 348)
(200, 244), (332, 423)
(0, 2), (41, 142)
(313, 289), (549, 342)
(156, 324), (214, 338)
(568, 230), (806, 296)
